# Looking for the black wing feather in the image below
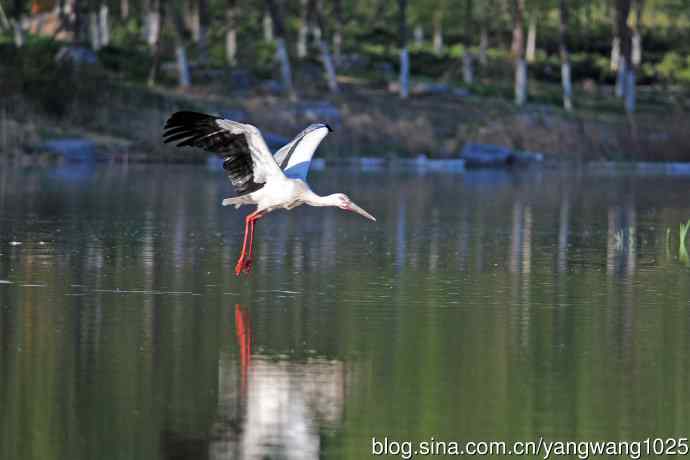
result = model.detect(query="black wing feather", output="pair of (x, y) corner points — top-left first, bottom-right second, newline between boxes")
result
(163, 111), (264, 196)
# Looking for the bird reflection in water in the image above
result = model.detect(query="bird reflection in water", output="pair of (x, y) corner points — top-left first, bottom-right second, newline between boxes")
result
(235, 304), (251, 396)
(210, 304), (347, 460)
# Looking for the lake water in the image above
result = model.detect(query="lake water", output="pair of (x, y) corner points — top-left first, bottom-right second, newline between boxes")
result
(1, 163), (689, 459)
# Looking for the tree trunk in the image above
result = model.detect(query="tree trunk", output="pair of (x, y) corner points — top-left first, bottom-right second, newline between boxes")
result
(310, 23), (321, 42)
(88, 1), (101, 50)
(414, 25), (423, 46)
(225, 0), (238, 66)
(479, 25), (488, 66)
(610, 36), (620, 70)
(319, 41), (338, 92)
(120, 0), (129, 19)
(399, 0), (409, 98)
(624, 67), (636, 113)
(145, 0), (161, 48)
(171, 2), (191, 88)
(511, 0), (527, 105)
(615, 56), (626, 97)
(176, 45), (191, 88)
(99, 3), (109, 46)
(262, 10), (273, 41)
(275, 38), (294, 98)
(312, 0), (338, 92)
(0, 2), (10, 31)
(332, 0), (343, 64)
(462, 53), (474, 84)
(615, 0), (633, 112)
(432, 10), (443, 55)
(186, 0), (199, 42)
(265, 0), (296, 100)
(197, 0), (209, 66)
(147, 0), (164, 85)
(631, 0), (643, 66)
(526, 15), (536, 62)
(631, 32), (641, 67)
(559, 0), (572, 111)
(297, 0), (308, 58)
(10, 0), (24, 47)
(462, 0), (474, 84)
(400, 48), (409, 99)
(12, 20), (24, 47)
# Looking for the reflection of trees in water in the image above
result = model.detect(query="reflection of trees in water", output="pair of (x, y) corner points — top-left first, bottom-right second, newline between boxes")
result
(2, 165), (670, 283)
(607, 202), (637, 277)
(4, 166), (690, 458)
(210, 305), (346, 460)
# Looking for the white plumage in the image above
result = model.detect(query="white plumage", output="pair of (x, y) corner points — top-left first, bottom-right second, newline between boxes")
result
(163, 111), (376, 276)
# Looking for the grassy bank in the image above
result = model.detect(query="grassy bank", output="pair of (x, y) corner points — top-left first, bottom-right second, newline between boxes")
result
(2, 38), (690, 163)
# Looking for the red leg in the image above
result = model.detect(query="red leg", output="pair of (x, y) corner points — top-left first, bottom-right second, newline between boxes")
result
(243, 212), (263, 274)
(234, 214), (252, 276)
(235, 211), (263, 276)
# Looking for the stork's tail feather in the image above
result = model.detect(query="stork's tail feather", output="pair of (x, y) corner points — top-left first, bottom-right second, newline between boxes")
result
(222, 196), (248, 208)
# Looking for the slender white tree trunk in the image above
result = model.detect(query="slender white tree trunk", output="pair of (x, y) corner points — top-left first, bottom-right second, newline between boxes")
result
(512, 0), (527, 106)
(99, 4), (109, 46)
(561, 61), (572, 111)
(615, 58), (626, 97)
(432, 12), (443, 55)
(319, 40), (338, 92)
(624, 68), (635, 113)
(89, 11), (101, 49)
(263, 13), (273, 41)
(188, 1), (200, 42)
(225, 2), (237, 66)
(146, 10), (160, 47)
(275, 38), (295, 99)
(297, 0), (308, 58)
(311, 24), (322, 42)
(413, 25), (423, 46)
(526, 17), (536, 62)
(399, 48), (409, 99)
(559, 0), (572, 111)
(479, 26), (488, 66)
(12, 20), (24, 47)
(632, 31), (641, 66)
(226, 29), (237, 65)
(515, 58), (527, 105)
(610, 36), (620, 70)
(462, 52), (474, 84)
(333, 29), (342, 64)
(176, 45), (191, 87)
(632, 0), (643, 66)
(0, 4), (10, 31)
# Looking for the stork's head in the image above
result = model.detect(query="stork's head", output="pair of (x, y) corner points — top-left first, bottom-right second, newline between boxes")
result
(332, 193), (376, 221)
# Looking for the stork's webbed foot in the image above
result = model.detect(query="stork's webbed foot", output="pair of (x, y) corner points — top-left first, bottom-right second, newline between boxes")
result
(234, 257), (253, 276)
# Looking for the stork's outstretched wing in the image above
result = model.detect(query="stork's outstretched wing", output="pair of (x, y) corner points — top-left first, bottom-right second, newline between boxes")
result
(163, 111), (284, 195)
(273, 123), (332, 180)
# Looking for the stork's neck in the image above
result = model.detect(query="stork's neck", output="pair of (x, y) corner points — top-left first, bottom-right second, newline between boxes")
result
(303, 191), (340, 207)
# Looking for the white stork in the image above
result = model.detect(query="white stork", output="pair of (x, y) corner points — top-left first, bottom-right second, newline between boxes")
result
(163, 111), (376, 276)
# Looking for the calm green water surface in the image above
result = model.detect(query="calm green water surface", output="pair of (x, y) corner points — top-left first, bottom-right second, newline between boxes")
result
(1, 164), (689, 459)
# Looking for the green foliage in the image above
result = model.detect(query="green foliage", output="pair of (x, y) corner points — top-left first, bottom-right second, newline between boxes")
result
(249, 41), (278, 79)
(0, 36), (85, 116)
(109, 17), (145, 48)
(658, 52), (690, 83)
(98, 45), (153, 82)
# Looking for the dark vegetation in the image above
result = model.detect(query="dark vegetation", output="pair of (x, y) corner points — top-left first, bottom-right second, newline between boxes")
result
(1, 0), (690, 161)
